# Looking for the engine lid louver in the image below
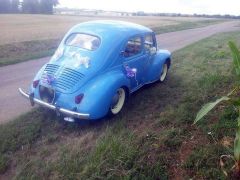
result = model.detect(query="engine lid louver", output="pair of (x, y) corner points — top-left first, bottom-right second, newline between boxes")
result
(41, 64), (85, 92)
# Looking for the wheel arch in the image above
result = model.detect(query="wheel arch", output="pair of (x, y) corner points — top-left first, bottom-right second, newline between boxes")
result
(145, 50), (171, 83)
(165, 57), (171, 68)
(121, 85), (130, 99)
(77, 70), (130, 119)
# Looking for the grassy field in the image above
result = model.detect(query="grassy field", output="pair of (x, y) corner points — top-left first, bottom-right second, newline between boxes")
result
(0, 31), (239, 179)
(0, 14), (224, 66)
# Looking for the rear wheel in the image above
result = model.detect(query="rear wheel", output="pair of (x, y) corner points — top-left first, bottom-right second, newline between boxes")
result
(109, 88), (126, 115)
(160, 62), (169, 82)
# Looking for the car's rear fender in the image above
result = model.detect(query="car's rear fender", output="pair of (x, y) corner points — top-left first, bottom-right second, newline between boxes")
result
(29, 68), (129, 120)
(74, 69), (130, 119)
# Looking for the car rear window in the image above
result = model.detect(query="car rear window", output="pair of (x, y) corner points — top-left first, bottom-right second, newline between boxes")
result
(65, 33), (101, 51)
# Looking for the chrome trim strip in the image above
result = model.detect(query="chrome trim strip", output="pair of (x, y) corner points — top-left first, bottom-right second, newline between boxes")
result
(18, 88), (90, 120)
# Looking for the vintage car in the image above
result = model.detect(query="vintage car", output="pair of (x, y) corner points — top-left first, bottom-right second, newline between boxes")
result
(19, 20), (171, 122)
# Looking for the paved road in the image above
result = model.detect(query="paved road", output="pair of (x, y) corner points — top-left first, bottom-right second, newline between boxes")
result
(0, 21), (240, 124)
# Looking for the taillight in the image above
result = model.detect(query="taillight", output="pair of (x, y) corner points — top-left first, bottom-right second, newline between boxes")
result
(33, 80), (39, 88)
(75, 94), (84, 104)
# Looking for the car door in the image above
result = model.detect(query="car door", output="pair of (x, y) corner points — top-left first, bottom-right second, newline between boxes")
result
(122, 36), (148, 91)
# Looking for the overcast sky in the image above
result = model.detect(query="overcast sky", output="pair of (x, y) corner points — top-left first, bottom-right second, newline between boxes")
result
(58, 0), (240, 15)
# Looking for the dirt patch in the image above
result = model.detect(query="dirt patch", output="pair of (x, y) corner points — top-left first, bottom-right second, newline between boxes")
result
(179, 129), (208, 163)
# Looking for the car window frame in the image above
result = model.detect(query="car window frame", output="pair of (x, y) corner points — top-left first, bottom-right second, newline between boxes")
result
(144, 33), (157, 53)
(122, 35), (144, 60)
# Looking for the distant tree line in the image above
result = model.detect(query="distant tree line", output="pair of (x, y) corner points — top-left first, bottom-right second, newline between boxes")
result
(133, 12), (240, 19)
(0, 0), (59, 14)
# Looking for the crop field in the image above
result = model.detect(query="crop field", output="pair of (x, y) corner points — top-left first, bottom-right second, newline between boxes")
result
(0, 30), (239, 179)
(0, 14), (223, 66)
(0, 14), (218, 44)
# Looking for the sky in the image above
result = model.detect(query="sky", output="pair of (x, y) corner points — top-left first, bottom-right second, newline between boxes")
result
(58, 0), (240, 16)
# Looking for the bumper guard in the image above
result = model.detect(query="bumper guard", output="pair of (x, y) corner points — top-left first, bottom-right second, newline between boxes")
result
(18, 88), (90, 120)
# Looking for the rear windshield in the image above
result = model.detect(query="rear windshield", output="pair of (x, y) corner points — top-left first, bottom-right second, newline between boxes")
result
(65, 33), (101, 51)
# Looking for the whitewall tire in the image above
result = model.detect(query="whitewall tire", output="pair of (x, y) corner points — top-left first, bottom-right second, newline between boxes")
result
(160, 63), (168, 82)
(110, 88), (126, 115)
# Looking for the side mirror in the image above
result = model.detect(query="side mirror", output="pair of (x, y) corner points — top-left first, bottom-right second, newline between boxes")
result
(150, 47), (157, 55)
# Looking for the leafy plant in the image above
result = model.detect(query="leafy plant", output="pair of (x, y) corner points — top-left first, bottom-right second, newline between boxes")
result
(194, 41), (240, 177)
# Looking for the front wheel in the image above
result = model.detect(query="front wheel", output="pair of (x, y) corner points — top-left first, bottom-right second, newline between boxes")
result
(160, 62), (169, 82)
(109, 88), (126, 115)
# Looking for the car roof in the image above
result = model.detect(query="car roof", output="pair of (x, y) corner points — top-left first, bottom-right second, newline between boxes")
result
(69, 20), (153, 39)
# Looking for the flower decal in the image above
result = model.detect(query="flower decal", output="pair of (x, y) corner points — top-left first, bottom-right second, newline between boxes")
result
(42, 71), (56, 85)
(74, 54), (90, 68)
(125, 65), (137, 78)
(124, 65), (138, 85)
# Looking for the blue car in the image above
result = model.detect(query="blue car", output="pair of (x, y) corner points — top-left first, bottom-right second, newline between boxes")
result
(19, 20), (171, 122)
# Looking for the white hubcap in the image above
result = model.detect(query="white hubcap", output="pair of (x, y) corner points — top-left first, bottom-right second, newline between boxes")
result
(160, 64), (168, 82)
(111, 88), (125, 114)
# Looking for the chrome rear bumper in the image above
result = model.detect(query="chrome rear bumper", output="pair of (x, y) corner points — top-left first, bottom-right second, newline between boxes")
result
(18, 88), (90, 120)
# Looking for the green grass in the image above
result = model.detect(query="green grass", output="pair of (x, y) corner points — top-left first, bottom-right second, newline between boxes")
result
(0, 18), (224, 67)
(152, 19), (224, 34)
(1, 31), (240, 179)
(0, 39), (59, 66)
(184, 144), (231, 179)
(0, 155), (8, 174)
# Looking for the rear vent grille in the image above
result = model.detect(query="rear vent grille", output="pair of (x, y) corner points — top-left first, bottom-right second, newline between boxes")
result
(55, 68), (85, 91)
(44, 64), (59, 75)
(42, 64), (84, 92)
